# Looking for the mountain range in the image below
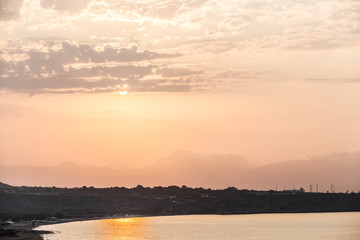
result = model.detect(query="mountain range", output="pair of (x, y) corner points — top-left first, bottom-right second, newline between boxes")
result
(0, 150), (359, 192)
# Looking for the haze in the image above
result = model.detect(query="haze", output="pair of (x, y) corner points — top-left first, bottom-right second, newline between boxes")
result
(1, 0), (360, 188)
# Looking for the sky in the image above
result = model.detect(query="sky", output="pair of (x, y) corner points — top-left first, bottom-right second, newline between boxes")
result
(0, 0), (360, 169)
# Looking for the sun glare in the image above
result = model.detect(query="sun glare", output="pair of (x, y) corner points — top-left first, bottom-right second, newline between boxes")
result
(119, 91), (128, 95)
(114, 218), (135, 223)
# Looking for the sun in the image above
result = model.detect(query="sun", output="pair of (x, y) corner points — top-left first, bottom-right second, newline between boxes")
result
(119, 91), (128, 95)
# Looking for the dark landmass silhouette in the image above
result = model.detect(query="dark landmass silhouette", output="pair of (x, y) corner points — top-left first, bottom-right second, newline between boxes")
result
(0, 182), (359, 222)
(0, 150), (359, 191)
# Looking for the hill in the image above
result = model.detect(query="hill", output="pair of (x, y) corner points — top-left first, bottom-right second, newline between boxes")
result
(0, 150), (359, 191)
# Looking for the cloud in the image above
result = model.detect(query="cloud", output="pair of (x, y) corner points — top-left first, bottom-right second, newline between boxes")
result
(134, 81), (192, 93)
(12, 41), (178, 74)
(1, 0), (359, 95)
(156, 67), (203, 77)
(0, 74), (195, 95)
(1, 41), (179, 76)
(107, 0), (211, 20)
(216, 70), (261, 79)
(40, 0), (92, 13)
(1, 74), (132, 92)
(307, 78), (360, 83)
(0, 0), (23, 21)
(0, 41), (190, 94)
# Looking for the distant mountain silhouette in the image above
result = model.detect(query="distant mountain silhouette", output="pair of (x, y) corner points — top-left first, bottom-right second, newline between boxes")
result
(0, 181), (12, 189)
(242, 158), (360, 191)
(0, 150), (359, 191)
(0, 162), (122, 187)
(135, 150), (251, 187)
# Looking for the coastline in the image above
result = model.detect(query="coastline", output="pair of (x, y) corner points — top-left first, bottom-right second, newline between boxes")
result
(4, 214), (146, 239)
(0, 222), (51, 240)
(12, 210), (359, 239)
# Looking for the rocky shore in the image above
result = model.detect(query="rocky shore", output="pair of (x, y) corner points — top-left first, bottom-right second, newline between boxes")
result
(0, 222), (52, 240)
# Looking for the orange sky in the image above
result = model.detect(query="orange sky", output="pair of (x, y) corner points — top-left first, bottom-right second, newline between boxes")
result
(1, 81), (360, 169)
(1, 0), (360, 170)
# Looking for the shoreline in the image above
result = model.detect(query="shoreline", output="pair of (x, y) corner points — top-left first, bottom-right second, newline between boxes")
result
(3, 214), (149, 240)
(16, 210), (358, 239)
(0, 223), (51, 240)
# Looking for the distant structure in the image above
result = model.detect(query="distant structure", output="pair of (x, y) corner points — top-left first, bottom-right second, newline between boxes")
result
(316, 184), (318, 193)
(282, 188), (305, 194)
(309, 185), (313, 193)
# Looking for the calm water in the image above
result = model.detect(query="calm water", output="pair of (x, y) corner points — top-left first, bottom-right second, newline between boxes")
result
(37, 212), (360, 240)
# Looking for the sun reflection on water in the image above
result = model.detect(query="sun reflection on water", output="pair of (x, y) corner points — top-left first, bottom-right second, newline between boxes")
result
(100, 218), (149, 240)
(114, 218), (137, 223)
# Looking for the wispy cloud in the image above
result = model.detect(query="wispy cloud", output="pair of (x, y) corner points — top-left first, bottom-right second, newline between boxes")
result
(1, 0), (359, 94)
(40, 0), (91, 13)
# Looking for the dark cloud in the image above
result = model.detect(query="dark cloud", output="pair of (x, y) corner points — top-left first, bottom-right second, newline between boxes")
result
(0, 76), (119, 92)
(21, 42), (178, 72)
(62, 65), (153, 79)
(1, 41), (179, 78)
(0, 41), (196, 94)
(0, 75), (194, 95)
(0, 0), (23, 21)
(0, 63), (154, 94)
(40, 0), (92, 13)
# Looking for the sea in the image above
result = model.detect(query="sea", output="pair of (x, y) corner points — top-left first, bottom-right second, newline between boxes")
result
(36, 212), (360, 240)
